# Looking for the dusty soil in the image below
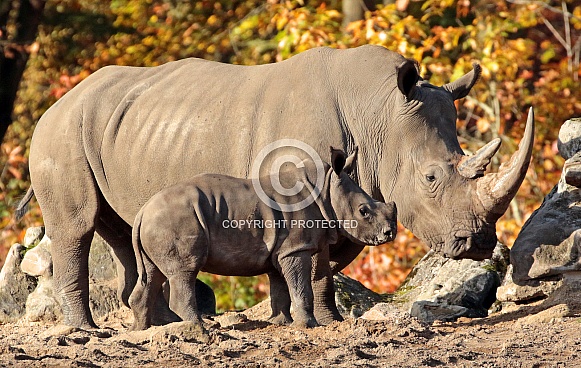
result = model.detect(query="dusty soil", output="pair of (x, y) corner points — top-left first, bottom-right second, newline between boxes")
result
(1, 303), (580, 368)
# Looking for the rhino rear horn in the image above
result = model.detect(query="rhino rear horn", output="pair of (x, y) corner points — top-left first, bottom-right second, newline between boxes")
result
(458, 138), (501, 179)
(396, 59), (419, 99)
(476, 108), (535, 220)
(443, 63), (481, 100)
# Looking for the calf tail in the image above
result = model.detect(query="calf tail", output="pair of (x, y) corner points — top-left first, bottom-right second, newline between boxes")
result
(15, 187), (34, 221)
(132, 209), (147, 286)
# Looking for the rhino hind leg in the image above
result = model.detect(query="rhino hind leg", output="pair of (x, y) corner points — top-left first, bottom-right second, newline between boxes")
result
(267, 271), (293, 325)
(94, 211), (136, 308)
(167, 270), (204, 326)
(128, 254), (166, 331)
(30, 155), (101, 328)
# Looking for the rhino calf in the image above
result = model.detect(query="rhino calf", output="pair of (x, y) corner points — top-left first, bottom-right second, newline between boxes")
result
(128, 147), (397, 330)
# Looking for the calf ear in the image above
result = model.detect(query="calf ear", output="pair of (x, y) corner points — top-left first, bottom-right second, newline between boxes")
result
(330, 146), (347, 175)
(396, 59), (419, 99)
(343, 146), (359, 174)
(443, 63), (481, 100)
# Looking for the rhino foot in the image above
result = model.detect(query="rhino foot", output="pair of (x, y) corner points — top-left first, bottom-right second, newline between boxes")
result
(291, 316), (319, 329)
(267, 313), (292, 326)
(314, 307), (344, 325)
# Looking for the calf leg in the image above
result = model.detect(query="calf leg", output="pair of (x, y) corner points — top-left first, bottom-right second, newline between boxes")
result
(167, 271), (203, 325)
(312, 244), (343, 325)
(128, 254), (165, 331)
(278, 251), (318, 328)
(267, 271), (292, 325)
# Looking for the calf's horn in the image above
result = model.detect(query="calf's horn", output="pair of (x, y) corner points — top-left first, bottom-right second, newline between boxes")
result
(475, 108), (535, 221)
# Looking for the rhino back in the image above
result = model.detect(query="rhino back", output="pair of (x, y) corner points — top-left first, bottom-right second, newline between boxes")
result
(31, 45), (404, 225)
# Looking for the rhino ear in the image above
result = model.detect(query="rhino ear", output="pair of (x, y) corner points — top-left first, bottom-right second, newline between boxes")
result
(330, 146), (347, 175)
(343, 146), (359, 174)
(443, 63), (481, 100)
(396, 59), (419, 99)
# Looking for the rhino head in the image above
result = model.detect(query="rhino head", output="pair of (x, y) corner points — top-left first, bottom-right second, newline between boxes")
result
(325, 147), (397, 246)
(379, 60), (534, 261)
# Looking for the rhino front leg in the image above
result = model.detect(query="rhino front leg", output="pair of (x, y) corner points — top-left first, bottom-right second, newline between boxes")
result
(278, 251), (318, 328)
(267, 271), (292, 325)
(312, 244), (343, 325)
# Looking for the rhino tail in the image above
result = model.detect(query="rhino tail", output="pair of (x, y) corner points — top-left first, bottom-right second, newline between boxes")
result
(132, 209), (147, 285)
(15, 186), (34, 221)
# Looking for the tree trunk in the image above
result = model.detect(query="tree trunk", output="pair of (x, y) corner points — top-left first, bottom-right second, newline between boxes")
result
(0, 0), (46, 143)
(342, 0), (377, 27)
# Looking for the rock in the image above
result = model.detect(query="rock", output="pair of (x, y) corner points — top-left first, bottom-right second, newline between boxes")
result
(214, 312), (248, 328)
(20, 235), (52, 277)
(360, 302), (409, 322)
(0, 244), (37, 323)
(115, 321), (209, 345)
(89, 234), (117, 282)
(541, 272), (581, 311)
(510, 181), (581, 283)
(20, 232), (120, 323)
(563, 153), (581, 187)
(496, 265), (562, 303)
(409, 301), (468, 322)
(394, 242), (508, 323)
(25, 276), (62, 322)
(23, 227), (45, 248)
(334, 272), (384, 318)
(515, 304), (571, 326)
(529, 230), (581, 278)
(557, 118), (581, 159)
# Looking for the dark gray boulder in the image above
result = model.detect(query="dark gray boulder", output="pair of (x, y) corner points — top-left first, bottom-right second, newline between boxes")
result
(393, 242), (508, 322)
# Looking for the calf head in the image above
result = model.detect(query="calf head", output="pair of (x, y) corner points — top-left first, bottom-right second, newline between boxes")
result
(327, 147), (397, 246)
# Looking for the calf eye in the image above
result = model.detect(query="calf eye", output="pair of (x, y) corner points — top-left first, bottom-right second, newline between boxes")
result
(359, 207), (370, 218)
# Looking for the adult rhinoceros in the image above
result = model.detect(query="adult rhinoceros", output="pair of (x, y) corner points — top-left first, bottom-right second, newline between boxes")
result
(18, 45), (533, 328)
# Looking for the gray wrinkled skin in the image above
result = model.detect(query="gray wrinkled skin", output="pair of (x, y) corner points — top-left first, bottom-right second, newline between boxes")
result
(20, 45), (533, 328)
(129, 149), (397, 330)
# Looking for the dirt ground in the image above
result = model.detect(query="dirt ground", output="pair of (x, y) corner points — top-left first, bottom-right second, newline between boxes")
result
(1, 301), (581, 368)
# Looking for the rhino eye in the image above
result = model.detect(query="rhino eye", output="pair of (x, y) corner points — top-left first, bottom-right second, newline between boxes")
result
(426, 175), (436, 182)
(359, 207), (370, 218)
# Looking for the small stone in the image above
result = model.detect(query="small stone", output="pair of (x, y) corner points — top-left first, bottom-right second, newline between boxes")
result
(409, 301), (468, 323)
(25, 277), (62, 322)
(151, 321), (209, 344)
(23, 227), (45, 248)
(558, 118), (581, 159)
(21, 238), (52, 277)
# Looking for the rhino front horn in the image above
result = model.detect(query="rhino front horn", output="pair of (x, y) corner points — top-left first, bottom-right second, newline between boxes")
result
(476, 107), (535, 221)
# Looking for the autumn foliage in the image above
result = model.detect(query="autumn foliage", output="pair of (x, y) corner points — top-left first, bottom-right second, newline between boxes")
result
(1, 0), (580, 310)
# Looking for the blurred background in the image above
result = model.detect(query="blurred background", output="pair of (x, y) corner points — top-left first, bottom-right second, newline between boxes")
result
(1, 0), (579, 312)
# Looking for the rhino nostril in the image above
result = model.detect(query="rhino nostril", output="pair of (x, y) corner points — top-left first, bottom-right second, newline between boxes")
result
(384, 229), (393, 240)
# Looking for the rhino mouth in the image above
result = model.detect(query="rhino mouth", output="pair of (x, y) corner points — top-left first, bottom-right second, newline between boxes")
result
(442, 231), (496, 261)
